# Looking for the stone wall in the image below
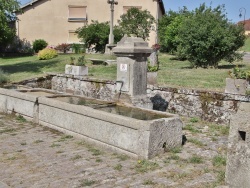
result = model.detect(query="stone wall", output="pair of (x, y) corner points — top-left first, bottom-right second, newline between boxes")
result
(49, 74), (250, 124)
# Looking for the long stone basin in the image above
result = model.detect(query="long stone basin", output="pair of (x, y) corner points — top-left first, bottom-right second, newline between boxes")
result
(0, 88), (60, 121)
(39, 95), (183, 159)
(0, 88), (183, 159)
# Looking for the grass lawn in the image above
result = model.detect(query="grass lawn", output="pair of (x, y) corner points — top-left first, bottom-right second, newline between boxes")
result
(241, 36), (250, 52)
(0, 52), (249, 92)
(157, 53), (250, 92)
(0, 54), (117, 82)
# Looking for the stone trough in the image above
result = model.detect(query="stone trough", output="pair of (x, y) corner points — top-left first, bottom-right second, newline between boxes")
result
(0, 88), (183, 159)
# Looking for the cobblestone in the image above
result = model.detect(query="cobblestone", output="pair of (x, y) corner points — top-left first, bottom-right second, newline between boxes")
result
(0, 113), (229, 188)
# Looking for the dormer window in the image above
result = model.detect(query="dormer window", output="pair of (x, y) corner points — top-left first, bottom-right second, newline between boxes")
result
(68, 6), (87, 22)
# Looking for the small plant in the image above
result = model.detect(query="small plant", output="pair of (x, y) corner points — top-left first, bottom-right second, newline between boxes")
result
(79, 179), (96, 187)
(0, 69), (9, 85)
(143, 179), (156, 185)
(69, 57), (76, 65)
(88, 148), (102, 156)
(147, 65), (158, 72)
(183, 124), (201, 133)
(20, 142), (27, 145)
(32, 39), (48, 53)
(190, 117), (199, 123)
(114, 164), (122, 171)
(188, 138), (204, 147)
(16, 115), (26, 122)
(75, 55), (87, 66)
(0, 128), (14, 134)
(117, 154), (129, 161)
(34, 139), (43, 144)
(50, 143), (61, 147)
(212, 155), (226, 167)
(188, 155), (203, 164)
(229, 66), (250, 80)
(95, 158), (102, 163)
(55, 43), (71, 53)
(38, 48), (58, 60)
(167, 154), (180, 161)
(135, 160), (159, 173)
(71, 154), (82, 160)
(169, 147), (182, 154)
(58, 135), (73, 142)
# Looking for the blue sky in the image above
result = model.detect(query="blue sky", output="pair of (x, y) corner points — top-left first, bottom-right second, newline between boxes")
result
(19, 0), (250, 23)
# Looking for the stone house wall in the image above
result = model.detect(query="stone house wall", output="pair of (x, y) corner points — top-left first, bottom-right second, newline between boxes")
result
(49, 75), (250, 124)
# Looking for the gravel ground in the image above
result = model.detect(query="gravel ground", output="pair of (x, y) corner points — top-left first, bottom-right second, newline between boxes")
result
(0, 113), (229, 188)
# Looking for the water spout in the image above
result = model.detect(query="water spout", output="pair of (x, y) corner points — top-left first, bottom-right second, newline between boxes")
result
(116, 80), (124, 101)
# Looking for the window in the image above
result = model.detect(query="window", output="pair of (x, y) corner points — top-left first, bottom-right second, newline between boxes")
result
(68, 6), (87, 22)
(123, 6), (142, 14)
(68, 31), (80, 43)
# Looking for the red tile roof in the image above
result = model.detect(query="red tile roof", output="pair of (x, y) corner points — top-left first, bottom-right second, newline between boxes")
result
(238, 19), (250, 31)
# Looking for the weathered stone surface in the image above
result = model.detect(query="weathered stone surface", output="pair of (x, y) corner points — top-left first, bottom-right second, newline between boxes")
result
(225, 78), (249, 95)
(65, 65), (88, 76)
(51, 75), (250, 124)
(226, 102), (250, 187)
(114, 36), (151, 98)
(38, 96), (182, 159)
(0, 113), (228, 187)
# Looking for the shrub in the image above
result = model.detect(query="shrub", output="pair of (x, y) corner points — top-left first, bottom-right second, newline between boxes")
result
(33, 39), (48, 53)
(4, 37), (34, 54)
(71, 43), (85, 54)
(55, 43), (71, 53)
(38, 48), (57, 60)
(0, 69), (9, 85)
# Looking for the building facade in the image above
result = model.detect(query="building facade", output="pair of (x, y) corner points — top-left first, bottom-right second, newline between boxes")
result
(16, 0), (165, 47)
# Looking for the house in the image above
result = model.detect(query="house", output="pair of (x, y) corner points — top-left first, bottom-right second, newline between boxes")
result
(238, 19), (250, 35)
(16, 0), (165, 47)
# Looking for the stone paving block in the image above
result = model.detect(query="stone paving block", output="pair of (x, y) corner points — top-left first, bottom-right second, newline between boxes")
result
(0, 113), (230, 187)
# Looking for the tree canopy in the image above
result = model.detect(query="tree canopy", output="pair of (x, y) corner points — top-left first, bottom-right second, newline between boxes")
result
(118, 7), (155, 40)
(159, 4), (246, 68)
(76, 21), (123, 53)
(0, 0), (20, 50)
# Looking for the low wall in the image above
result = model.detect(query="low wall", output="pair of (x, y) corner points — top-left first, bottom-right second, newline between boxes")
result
(51, 75), (250, 124)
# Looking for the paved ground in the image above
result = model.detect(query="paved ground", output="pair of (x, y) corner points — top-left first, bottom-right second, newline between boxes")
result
(243, 52), (250, 62)
(0, 113), (229, 188)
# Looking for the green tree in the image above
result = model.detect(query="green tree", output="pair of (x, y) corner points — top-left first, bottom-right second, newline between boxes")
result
(176, 4), (245, 68)
(158, 8), (188, 52)
(118, 7), (155, 40)
(76, 21), (123, 53)
(0, 0), (20, 50)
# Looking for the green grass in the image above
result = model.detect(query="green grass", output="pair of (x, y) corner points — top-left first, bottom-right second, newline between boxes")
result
(79, 179), (96, 187)
(212, 155), (227, 167)
(241, 36), (250, 52)
(135, 160), (159, 173)
(188, 155), (203, 164)
(157, 53), (250, 92)
(0, 54), (116, 82)
(188, 138), (205, 147)
(1, 53), (249, 91)
(114, 164), (122, 171)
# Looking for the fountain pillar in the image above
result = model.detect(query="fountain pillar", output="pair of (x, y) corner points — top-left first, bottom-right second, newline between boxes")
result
(113, 36), (152, 108)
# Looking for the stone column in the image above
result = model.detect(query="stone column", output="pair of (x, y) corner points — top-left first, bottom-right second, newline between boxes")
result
(226, 102), (250, 187)
(113, 36), (153, 108)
